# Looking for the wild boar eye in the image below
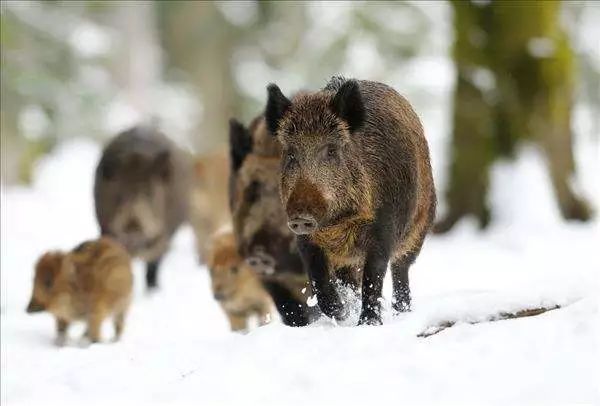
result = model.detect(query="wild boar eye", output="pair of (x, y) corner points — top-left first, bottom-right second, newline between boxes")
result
(285, 151), (297, 168)
(324, 144), (338, 160)
(328, 145), (337, 157)
(231, 266), (239, 274)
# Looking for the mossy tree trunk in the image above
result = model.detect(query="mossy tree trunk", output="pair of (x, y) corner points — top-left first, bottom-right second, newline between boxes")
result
(436, 1), (591, 233)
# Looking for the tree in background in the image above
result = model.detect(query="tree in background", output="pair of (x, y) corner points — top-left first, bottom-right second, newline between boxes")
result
(436, 1), (592, 233)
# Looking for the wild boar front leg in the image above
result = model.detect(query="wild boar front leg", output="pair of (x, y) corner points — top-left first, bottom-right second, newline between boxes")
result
(358, 254), (388, 325)
(255, 304), (272, 327)
(297, 237), (346, 321)
(391, 252), (416, 314)
(54, 318), (69, 346)
(358, 225), (393, 326)
(145, 257), (162, 290)
(85, 304), (107, 343)
(227, 312), (248, 332)
(335, 266), (361, 294)
(113, 311), (127, 341)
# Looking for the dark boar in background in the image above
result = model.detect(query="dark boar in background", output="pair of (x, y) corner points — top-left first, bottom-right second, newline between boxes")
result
(266, 77), (436, 325)
(94, 125), (191, 290)
(229, 115), (317, 326)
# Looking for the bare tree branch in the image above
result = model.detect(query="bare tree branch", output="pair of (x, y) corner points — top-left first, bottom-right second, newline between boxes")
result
(418, 305), (562, 338)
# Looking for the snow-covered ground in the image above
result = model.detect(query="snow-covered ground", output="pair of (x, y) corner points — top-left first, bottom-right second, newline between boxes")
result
(1, 136), (599, 405)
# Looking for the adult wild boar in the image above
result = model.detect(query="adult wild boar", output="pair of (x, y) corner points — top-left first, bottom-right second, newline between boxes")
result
(265, 77), (436, 325)
(229, 115), (317, 326)
(94, 125), (191, 290)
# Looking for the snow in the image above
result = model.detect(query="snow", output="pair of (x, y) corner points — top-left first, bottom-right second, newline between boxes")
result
(2, 134), (599, 405)
(527, 37), (556, 59)
(69, 22), (112, 58)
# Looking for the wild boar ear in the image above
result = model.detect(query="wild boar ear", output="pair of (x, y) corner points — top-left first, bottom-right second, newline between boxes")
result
(154, 150), (171, 181)
(265, 84), (292, 136)
(331, 80), (365, 133)
(229, 119), (252, 172)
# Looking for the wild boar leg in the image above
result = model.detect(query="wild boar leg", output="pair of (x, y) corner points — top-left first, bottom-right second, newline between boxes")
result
(260, 280), (312, 326)
(145, 257), (162, 289)
(255, 304), (271, 327)
(358, 224), (393, 325)
(335, 266), (360, 293)
(227, 312), (248, 332)
(297, 237), (346, 321)
(85, 304), (107, 343)
(391, 252), (415, 313)
(55, 318), (69, 346)
(113, 311), (127, 341)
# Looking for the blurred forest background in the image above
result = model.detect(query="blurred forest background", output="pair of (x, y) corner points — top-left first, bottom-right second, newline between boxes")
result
(1, 0), (598, 232)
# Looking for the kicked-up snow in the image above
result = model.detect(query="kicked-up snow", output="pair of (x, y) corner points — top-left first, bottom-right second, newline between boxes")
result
(1, 139), (598, 405)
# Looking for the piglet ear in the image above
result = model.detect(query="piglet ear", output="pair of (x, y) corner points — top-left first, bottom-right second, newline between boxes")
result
(330, 80), (365, 133)
(229, 118), (253, 172)
(265, 84), (292, 136)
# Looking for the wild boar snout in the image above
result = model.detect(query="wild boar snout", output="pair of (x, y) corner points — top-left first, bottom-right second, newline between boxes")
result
(287, 215), (317, 235)
(284, 179), (327, 234)
(26, 298), (44, 313)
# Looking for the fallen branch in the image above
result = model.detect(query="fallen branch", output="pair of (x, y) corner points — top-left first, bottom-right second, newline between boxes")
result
(417, 305), (562, 338)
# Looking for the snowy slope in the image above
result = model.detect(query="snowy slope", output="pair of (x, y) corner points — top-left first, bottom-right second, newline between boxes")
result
(1, 140), (599, 405)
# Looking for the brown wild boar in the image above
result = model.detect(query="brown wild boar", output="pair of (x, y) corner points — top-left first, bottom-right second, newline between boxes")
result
(229, 114), (318, 326)
(26, 237), (133, 345)
(189, 148), (231, 261)
(265, 77), (436, 325)
(207, 230), (273, 332)
(94, 125), (191, 289)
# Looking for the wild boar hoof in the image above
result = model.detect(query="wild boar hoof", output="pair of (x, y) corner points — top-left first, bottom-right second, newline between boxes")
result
(392, 300), (411, 314)
(54, 335), (67, 347)
(320, 301), (347, 322)
(358, 310), (383, 326)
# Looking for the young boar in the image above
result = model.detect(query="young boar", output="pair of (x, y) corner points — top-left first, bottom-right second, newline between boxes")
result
(26, 237), (133, 345)
(266, 77), (436, 325)
(207, 230), (273, 332)
(94, 125), (191, 290)
(229, 114), (318, 326)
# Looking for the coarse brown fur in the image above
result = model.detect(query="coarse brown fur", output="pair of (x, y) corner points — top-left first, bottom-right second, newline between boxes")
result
(207, 231), (273, 332)
(229, 113), (318, 326)
(189, 148), (231, 261)
(26, 237), (133, 345)
(266, 77), (436, 325)
(94, 125), (191, 289)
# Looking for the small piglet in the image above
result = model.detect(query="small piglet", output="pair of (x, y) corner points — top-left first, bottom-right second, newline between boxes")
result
(207, 230), (273, 332)
(26, 237), (133, 345)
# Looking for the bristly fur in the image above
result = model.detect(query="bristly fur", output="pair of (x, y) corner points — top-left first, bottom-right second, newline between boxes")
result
(266, 76), (436, 325)
(324, 76), (348, 92)
(26, 237), (133, 345)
